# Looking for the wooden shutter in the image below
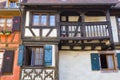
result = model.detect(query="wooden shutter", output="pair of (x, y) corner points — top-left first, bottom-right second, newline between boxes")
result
(91, 53), (100, 70)
(2, 50), (14, 74)
(12, 16), (21, 31)
(18, 45), (25, 66)
(117, 53), (120, 69)
(44, 45), (52, 66)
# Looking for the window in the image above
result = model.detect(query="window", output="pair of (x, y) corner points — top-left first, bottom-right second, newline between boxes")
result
(0, 18), (12, 31)
(41, 15), (47, 26)
(50, 15), (55, 26)
(91, 53), (119, 71)
(31, 47), (44, 66)
(24, 45), (52, 66)
(9, 0), (18, 8)
(33, 15), (39, 25)
(100, 54), (115, 70)
(0, 52), (3, 74)
(32, 13), (56, 26)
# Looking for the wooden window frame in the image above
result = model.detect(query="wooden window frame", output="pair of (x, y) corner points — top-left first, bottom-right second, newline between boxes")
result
(25, 47), (45, 67)
(0, 17), (13, 31)
(32, 13), (56, 27)
(99, 53), (117, 71)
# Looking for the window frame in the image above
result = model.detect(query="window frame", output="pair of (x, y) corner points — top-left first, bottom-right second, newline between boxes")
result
(99, 53), (117, 71)
(32, 13), (56, 27)
(25, 46), (45, 67)
(9, 0), (18, 8)
(0, 17), (13, 31)
(32, 47), (44, 66)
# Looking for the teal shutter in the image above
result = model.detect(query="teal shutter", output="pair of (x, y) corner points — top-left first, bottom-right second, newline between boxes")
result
(117, 53), (120, 69)
(18, 45), (25, 66)
(44, 45), (52, 66)
(91, 53), (100, 70)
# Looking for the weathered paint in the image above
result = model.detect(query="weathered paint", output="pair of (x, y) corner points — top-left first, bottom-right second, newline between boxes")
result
(59, 50), (120, 80)
(0, 49), (20, 80)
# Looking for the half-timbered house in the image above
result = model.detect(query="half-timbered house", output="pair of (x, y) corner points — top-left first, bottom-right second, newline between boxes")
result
(0, 0), (21, 80)
(19, 0), (120, 80)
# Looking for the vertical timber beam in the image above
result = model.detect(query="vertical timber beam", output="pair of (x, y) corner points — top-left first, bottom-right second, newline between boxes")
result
(21, 9), (26, 41)
(57, 11), (60, 39)
(106, 9), (114, 49)
(55, 45), (59, 80)
(81, 12), (86, 37)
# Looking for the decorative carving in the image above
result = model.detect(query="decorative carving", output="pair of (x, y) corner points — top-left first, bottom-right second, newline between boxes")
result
(20, 67), (55, 80)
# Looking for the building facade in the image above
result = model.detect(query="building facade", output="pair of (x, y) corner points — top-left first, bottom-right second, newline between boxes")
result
(1, 0), (120, 80)
(0, 0), (21, 80)
(18, 0), (120, 80)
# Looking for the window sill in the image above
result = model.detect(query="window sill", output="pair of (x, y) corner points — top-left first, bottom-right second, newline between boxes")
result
(101, 69), (118, 73)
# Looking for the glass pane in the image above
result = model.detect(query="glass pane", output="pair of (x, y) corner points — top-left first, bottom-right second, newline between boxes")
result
(7, 19), (12, 27)
(0, 19), (5, 23)
(7, 19), (12, 23)
(41, 15), (47, 26)
(118, 18), (120, 22)
(50, 15), (55, 26)
(39, 48), (43, 65)
(0, 19), (5, 27)
(33, 15), (39, 25)
(35, 48), (39, 65)
(107, 55), (114, 69)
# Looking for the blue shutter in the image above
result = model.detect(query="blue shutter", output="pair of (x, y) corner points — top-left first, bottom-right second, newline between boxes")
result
(44, 45), (52, 66)
(18, 45), (25, 66)
(91, 53), (100, 70)
(117, 53), (120, 69)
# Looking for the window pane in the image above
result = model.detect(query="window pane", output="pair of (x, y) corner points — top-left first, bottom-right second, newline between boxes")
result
(41, 15), (47, 26)
(100, 54), (107, 69)
(0, 19), (5, 27)
(50, 15), (55, 26)
(0, 19), (5, 23)
(33, 15), (39, 25)
(34, 48), (43, 66)
(39, 48), (43, 65)
(7, 19), (12, 27)
(107, 55), (114, 69)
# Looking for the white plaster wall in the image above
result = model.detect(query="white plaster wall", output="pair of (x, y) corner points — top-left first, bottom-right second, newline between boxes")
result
(59, 51), (120, 80)
(25, 11), (30, 26)
(110, 16), (119, 42)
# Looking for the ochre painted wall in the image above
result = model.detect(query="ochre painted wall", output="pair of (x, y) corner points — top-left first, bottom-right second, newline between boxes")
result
(0, 49), (20, 80)
(0, 32), (20, 80)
